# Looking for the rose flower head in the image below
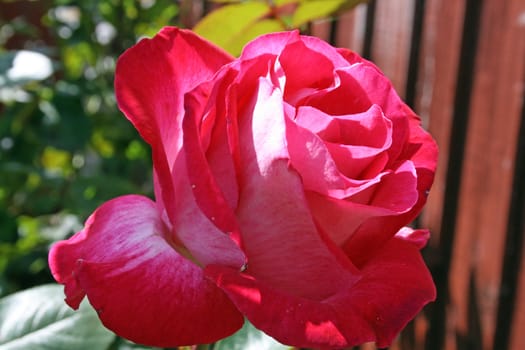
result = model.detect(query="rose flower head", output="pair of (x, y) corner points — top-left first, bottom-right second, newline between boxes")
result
(49, 27), (438, 349)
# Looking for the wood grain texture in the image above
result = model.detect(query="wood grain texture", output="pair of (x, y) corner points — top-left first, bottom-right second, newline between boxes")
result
(449, 0), (525, 347)
(369, 0), (415, 97)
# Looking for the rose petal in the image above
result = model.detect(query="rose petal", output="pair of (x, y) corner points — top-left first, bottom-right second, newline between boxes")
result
(277, 39), (336, 103)
(333, 63), (412, 164)
(307, 190), (393, 246)
(169, 169), (247, 268)
(193, 72), (240, 210)
(326, 142), (390, 180)
(294, 104), (393, 179)
(48, 195), (243, 346)
(286, 109), (385, 198)
(295, 104), (392, 147)
(114, 27), (233, 222)
(300, 66), (372, 115)
(395, 227), (431, 249)
(235, 76), (359, 299)
(115, 27), (246, 268)
(307, 160), (418, 247)
(180, 81), (247, 263)
(241, 30), (349, 70)
(301, 62), (415, 172)
(206, 234), (435, 349)
(337, 47), (367, 65)
(241, 31), (356, 106)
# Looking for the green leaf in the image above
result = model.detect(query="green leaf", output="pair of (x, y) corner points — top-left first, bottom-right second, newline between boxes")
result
(214, 320), (292, 350)
(209, 0), (245, 3)
(292, 0), (367, 27)
(0, 284), (115, 350)
(223, 19), (286, 56)
(193, 2), (271, 55)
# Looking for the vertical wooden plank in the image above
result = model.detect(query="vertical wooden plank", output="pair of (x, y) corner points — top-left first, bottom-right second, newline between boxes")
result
(334, 3), (368, 54)
(495, 4), (525, 350)
(310, 18), (332, 42)
(416, 0), (466, 248)
(369, 0), (415, 97)
(415, 0), (467, 349)
(449, 0), (525, 347)
(503, 98), (525, 349)
(181, 0), (205, 28)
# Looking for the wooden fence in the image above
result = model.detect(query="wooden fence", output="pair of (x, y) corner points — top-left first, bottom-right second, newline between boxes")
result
(184, 1), (525, 348)
(308, 0), (525, 349)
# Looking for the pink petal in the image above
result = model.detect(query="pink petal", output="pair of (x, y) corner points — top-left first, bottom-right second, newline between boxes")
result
(182, 66), (245, 218)
(115, 27), (245, 268)
(294, 104), (393, 179)
(365, 160), (419, 211)
(326, 142), (390, 180)
(300, 67), (372, 115)
(395, 227), (431, 249)
(277, 39), (336, 102)
(169, 68), (249, 268)
(336, 47), (367, 65)
(300, 63), (414, 172)
(193, 73), (240, 210)
(241, 30), (348, 69)
(48, 195), (243, 346)
(240, 31), (353, 106)
(206, 234), (435, 349)
(235, 76), (359, 299)
(295, 104), (392, 147)
(114, 27), (233, 221)
(240, 31), (296, 60)
(286, 109), (387, 198)
(307, 190), (393, 246)
(286, 112), (349, 194)
(339, 161), (422, 265)
(307, 161), (418, 247)
(169, 169), (247, 268)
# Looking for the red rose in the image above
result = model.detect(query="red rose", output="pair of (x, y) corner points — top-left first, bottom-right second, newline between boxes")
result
(49, 27), (438, 349)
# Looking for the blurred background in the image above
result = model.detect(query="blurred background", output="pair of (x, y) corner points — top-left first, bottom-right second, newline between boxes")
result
(0, 0), (524, 349)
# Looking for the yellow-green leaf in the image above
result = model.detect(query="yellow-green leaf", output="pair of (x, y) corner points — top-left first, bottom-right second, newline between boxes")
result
(193, 2), (271, 53)
(41, 147), (72, 175)
(274, 0), (300, 5)
(225, 19), (286, 56)
(292, 0), (367, 28)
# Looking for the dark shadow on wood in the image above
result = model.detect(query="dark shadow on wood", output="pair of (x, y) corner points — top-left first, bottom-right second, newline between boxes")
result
(424, 0), (484, 349)
(361, 0), (376, 60)
(329, 17), (338, 46)
(493, 71), (525, 350)
(404, 0), (426, 108)
(455, 272), (483, 349)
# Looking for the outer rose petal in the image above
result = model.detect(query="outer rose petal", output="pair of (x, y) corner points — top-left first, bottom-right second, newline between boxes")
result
(115, 27), (233, 222)
(48, 195), (243, 347)
(206, 233), (435, 349)
(115, 27), (246, 268)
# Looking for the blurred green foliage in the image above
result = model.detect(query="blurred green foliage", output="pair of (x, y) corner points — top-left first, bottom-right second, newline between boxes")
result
(0, 0), (180, 296)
